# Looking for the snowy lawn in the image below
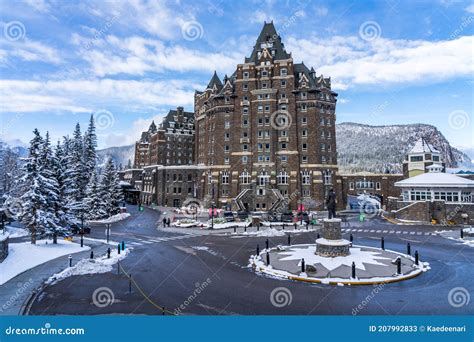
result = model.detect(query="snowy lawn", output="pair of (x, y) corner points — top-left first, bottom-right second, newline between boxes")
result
(47, 248), (130, 285)
(0, 239), (90, 285)
(5, 226), (29, 238)
(87, 213), (130, 224)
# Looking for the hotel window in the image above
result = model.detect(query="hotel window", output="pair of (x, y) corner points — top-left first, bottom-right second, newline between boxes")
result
(376, 182), (381, 190)
(280, 105), (287, 111)
(265, 143), (270, 150)
(321, 143), (326, 151)
(262, 82), (267, 89)
(433, 155), (440, 162)
(262, 70), (268, 77)
(224, 157), (229, 164)
(222, 188), (229, 196)
(207, 171), (212, 184)
(265, 105), (270, 112)
(243, 84), (248, 91)
(302, 143), (307, 151)
(224, 145), (230, 153)
(258, 130), (263, 138)
(258, 155), (264, 162)
(258, 105), (263, 112)
(225, 97), (230, 104)
(410, 156), (423, 162)
(301, 104), (307, 112)
(321, 156), (327, 164)
(349, 182), (355, 190)
(257, 188), (266, 196)
(265, 117), (270, 125)
(258, 143), (263, 151)
(224, 121), (230, 129)
(242, 156), (248, 164)
(280, 142), (287, 149)
(281, 80), (286, 88)
(324, 170), (332, 185)
(302, 117), (307, 125)
(221, 171), (229, 184)
(281, 130), (287, 137)
(277, 171), (289, 185)
(321, 131), (325, 138)
(302, 189), (311, 197)
(243, 95), (248, 101)
(258, 94), (263, 100)
(224, 132), (230, 141)
(258, 117), (263, 126)
(280, 93), (286, 99)
(265, 94), (270, 99)
(302, 156), (308, 163)
(301, 171), (310, 185)
(242, 144), (248, 151)
(242, 118), (249, 127)
(243, 71), (249, 79)
(258, 171), (269, 186)
(301, 92), (307, 99)
(280, 68), (287, 76)
(240, 170), (250, 184)
(328, 145), (332, 152)
(243, 107), (249, 114)
(302, 129), (308, 138)
(280, 155), (288, 163)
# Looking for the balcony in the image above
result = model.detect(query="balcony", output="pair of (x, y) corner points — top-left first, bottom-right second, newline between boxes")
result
(241, 100), (250, 106)
(240, 138), (250, 143)
(278, 98), (289, 104)
(278, 137), (289, 142)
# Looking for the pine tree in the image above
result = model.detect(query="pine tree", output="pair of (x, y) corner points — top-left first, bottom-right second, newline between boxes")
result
(100, 158), (123, 217)
(18, 129), (55, 244)
(83, 115), (97, 185)
(63, 123), (85, 223)
(84, 170), (106, 219)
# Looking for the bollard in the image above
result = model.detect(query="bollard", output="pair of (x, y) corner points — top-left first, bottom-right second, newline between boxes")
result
(270, 223), (272, 230)
(317, 233), (320, 239)
(162, 308), (165, 315)
(90, 250), (94, 259)
(129, 274), (132, 293)
(107, 247), (111, 259)
(288, 234), (291, 246)
(80, 234), (84, 248)
(352, 262), (356, 279)
(257, 224), (260, 232)
(282, 224), (285, 231)
(68, 255), (72, 267)
(233, 226), (236, 233)
(256, 244), (260, 256)
(381, 237), (385, 250)
(415, 251), (419, 265)
(301, 258), (305, 273)
(265, 239), (269, 250)
(266, 252), (270, 266)
(294, 223), (297, 230)
(407, 243), (411, 256)
(121, 241), (125, 251)
(244, 225), (247, 233)
(460, 228), (464, 239)
(397, 258), (401, 274)
(350, 233), (353, 243)
(118, 244), (121, 255)
(118, 260), (120, 274)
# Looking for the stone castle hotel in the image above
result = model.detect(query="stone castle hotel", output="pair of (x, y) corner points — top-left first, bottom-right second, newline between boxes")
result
(121, 22), (474, 223)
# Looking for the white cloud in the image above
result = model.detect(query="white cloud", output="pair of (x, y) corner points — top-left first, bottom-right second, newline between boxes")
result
(286, 35), (474, 89)
(466, 4), (474, 13)
(0, 37), (61, 64)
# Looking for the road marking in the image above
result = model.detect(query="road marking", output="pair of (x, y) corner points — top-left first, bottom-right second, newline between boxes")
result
(370, 230), (375, 233)
(376, 230), (382, 233)
(416, 232), (422, 235)
(382, 230), (389, 233)
(396, 231), (401, 234)
(410, 232), (415, 235)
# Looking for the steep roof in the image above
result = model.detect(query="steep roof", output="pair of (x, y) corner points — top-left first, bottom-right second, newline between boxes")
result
(395, 172), (474, 188)
(245, 22), (291, 63)
(206, 71), (223, 91)
(409, 138), (440, 154)
(160, 107), (194, 130)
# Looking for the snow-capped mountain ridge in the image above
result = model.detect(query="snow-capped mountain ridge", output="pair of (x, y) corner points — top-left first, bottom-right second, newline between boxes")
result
(336, 122), (473, 173)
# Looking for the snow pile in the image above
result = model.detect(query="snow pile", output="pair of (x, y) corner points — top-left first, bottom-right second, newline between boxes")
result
(239, 228), (286, 237)
(47, 248), (130, 285)
(5, 226), (29, 238)
(0, 239), (89, 285)
(0, 232), (9, 242)
(87, 213), (130, 224)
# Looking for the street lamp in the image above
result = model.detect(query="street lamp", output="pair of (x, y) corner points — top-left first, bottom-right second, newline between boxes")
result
(106, 223), (110, 243)
(210, 203), (215, 230)
(80, 212), (84, 248)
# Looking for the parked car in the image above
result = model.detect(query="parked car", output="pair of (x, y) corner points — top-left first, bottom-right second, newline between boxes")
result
(281, 211), (294, 223)
(223, 211), (235, 222)
(236, 211), (249, 221)
(297, 212), (310, 223)
(70, 223), (91, 235)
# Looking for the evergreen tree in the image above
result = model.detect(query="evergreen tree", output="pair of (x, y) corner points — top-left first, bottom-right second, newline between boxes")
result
(84, 170), (106, 219)
(83, 115), (97, 185)
(18, 130), (56, 244)
(100, 158), (123, 216)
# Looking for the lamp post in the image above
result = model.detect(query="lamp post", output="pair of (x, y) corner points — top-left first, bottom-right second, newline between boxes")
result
(106, 223), (110, 243)
(80, 212), (84, 248)
(210, 203), (215, 230)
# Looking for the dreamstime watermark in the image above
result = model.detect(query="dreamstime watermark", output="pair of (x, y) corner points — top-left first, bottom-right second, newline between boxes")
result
(83, 13), (121, 51)
(174, 278), (212, 315)
(359, 202), (382, 219)
(448, 287), (470, 308)
(181, 21), (204, 41)
(352, 283), (386, 315)
(4, 323), (85, 336)
(92, 287), (115, 308)
(0, 278), (34, 313)
(180, 197), (205, 219)
(3, 197), (24, 220)
(269, 287), (292, 308)
(94, 109), (115, 130)
(270, 110), (292, 131)
(359, 21), (382, 41)
(448, 110), (470, 131)
(449, 15), (474, 40)
(3, 21), (26, 41)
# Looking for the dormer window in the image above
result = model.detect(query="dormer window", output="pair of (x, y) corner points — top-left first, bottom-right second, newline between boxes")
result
(243, 71), (249, 79)
(262, 70), (268, 77)
(280, 68), (287, 76)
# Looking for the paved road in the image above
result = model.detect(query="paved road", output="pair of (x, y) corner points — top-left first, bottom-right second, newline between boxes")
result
(29, 215), (474, 315)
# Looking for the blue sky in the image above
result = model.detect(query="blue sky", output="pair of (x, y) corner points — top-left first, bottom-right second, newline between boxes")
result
(0, 0), (472, 150)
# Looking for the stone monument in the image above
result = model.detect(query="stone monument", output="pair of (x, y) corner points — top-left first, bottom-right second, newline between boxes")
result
(315, 218), (350, 257)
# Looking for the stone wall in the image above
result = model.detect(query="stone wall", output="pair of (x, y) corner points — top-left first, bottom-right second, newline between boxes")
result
(0, 234), (9, 263)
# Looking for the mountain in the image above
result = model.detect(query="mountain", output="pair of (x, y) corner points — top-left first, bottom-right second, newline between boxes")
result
(97, 144), (134, 169)
(0, 139), (28, 157)
(336, 122), (473, 173)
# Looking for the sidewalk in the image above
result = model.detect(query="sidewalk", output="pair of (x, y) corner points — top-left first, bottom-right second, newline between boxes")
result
(0, 240), (110, 315)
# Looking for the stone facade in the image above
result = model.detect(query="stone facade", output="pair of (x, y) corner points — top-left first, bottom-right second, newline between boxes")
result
(316, 219), (350, 257)
(339, 173), (404, 207)
(194, 22), (339, 211)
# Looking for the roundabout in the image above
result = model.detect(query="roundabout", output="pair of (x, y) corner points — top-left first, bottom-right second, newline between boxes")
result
(250, 219), (430, 285)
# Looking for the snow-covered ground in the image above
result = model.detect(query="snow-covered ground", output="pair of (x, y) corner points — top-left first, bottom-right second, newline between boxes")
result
(0, 239), (90, 285)
(237, 228), (286, 237)
(87, 213), (130, 224)
(436, 230), (474, 248)
(4, 226), (29, 238)
(47, 248), (130, 285)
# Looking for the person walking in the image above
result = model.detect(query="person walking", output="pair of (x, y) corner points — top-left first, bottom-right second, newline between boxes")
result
(326, 188), (337, 219)
(166, 217), (171, 227)
(162, 217), (167, 227)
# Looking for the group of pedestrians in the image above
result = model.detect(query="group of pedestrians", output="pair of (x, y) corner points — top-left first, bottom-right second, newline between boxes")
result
(162, 217), (171, 227)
